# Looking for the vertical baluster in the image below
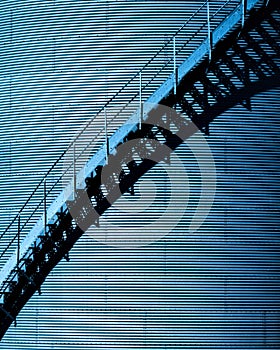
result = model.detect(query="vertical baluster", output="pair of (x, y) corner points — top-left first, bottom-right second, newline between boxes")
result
(242, 0), (247, 28)
(44, 180), (47, 233)
(104, 107), (109, 164)
(207, 0), (212, 62)
(72, 143), (77, 200)
(173, 37), (177, 97)
(17, 214), (20, 269)
(139, 71), (142, 130)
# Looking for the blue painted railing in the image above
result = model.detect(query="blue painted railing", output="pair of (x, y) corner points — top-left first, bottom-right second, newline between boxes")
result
(0, 0), (261, 296)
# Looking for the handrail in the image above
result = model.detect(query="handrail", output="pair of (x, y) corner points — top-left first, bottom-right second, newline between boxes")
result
(0, 0), (209, 254)
(0, 0), (255, 287)
(0, 0), (208, 244)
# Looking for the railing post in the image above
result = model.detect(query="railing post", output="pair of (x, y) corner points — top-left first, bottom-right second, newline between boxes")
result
(139, 71), (142, 130)
(17, 214), (20, 269)
(72, 144), (77, 198)
(207, 0), (212, 62)
(14, 213), (21, 328)
(44, 179), (47, 233)
(173, 37), (177, 97)
(242, 0), (247, 28)
(104, 107), (109, 164)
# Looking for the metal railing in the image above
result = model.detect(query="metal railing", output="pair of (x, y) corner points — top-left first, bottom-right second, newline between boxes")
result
(0, 0), (259, 293)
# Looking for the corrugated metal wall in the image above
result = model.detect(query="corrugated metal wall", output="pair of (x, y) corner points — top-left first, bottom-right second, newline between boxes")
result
(0, 1), (279, 348)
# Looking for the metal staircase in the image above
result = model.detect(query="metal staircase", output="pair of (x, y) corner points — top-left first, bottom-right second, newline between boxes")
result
(0, 0), (279, 339)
